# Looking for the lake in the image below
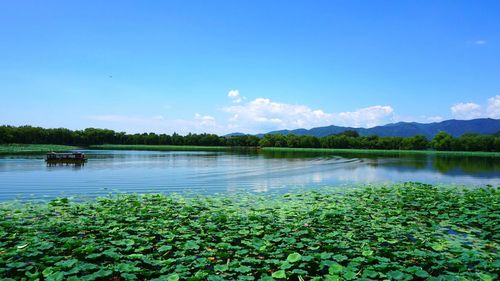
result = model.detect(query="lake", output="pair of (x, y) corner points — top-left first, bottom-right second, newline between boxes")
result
(0, 149), (499, 201)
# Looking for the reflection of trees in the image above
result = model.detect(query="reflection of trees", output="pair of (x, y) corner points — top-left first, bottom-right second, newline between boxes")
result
(367, 155), (500, 176)
(261, 150), (333, 159)
(260, 150), (500, 177)
(368, 157), (429, 170)
(262, 150), (427, 164)
(432, 156), (500, 175)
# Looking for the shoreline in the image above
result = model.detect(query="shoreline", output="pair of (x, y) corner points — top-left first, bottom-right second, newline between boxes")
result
(2, 143), (500, 157)
(93, 144), (500, 157)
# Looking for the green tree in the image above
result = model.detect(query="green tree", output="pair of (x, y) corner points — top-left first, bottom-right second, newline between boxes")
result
(401, 135), (429, 150)
(431, 132), (453, 151)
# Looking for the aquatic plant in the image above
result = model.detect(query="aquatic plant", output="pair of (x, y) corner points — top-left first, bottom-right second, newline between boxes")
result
(90, 144), (231, 152)
(0, 144), (78, 155)
(0, 183), (498, 280)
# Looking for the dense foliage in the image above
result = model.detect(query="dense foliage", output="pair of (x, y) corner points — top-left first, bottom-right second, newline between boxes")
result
(0, 126), (256, 147)
(259, 132), (431, 150)
(259, 131), (500, 152)
(1, 125), (499, 152)
(0, 183), (498, 280)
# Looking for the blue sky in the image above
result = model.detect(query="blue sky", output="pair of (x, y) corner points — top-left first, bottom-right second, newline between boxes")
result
(1, 0), (499, 134)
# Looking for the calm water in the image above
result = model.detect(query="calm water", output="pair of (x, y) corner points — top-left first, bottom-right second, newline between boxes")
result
(0, 149), (499, 201)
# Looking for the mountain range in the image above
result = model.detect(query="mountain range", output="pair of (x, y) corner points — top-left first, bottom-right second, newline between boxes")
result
(228, 118), (500, 139)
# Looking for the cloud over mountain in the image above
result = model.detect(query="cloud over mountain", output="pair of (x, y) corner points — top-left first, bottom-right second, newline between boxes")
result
(224, 97), (394, 133)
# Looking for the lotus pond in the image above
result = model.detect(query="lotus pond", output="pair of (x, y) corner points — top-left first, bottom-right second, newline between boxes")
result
(0, 183), (498, 280)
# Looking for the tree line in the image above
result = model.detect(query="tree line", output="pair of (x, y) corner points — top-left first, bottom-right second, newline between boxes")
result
(259, 131), (500, 152)
(0, 126), (258, 147)
(1, 125), (499, 152)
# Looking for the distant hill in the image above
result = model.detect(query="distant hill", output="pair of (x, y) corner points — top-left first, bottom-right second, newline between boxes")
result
(253, 118), (500, 139)
(224, 132), (248, 137)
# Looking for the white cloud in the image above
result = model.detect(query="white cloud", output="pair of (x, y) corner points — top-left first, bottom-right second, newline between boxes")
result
(225, 98), (332, 131)
(487, 95), (500, 118)
(474, 40), (487, 45)
(224, 97), (394, 133)
(451, 102), (482, 119)
(195, 113), (216, 126)
(87, 94), (499, 135)
(227, 89), (243, 103)
(337, 105), (394, 128)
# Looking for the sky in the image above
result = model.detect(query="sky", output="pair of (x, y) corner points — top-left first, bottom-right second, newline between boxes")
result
(1, 0), (499, 135)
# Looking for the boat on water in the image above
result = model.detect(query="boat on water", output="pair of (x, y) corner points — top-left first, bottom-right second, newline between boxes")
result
(45, 152), (87, 163)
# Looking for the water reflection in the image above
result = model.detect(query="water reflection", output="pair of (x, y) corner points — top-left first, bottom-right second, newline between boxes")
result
(46, 162), (85, 169)
(261, 150), (500, 178)
(0, 149), (498, 201)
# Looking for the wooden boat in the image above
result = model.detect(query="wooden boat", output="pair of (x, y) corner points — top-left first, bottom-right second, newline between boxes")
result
(45, 152), (87, 163)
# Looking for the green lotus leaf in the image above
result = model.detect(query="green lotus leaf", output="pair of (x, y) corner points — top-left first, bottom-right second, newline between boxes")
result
(387, 270), (405, 280)
(287, 252), (302, 263)
(271, 270), (286, 279)
(328, 263), (343, 274)
(214, 264), (228, 272)
(167, 274), (180, 281)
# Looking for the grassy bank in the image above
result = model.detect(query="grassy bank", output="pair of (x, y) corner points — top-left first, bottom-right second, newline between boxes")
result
(3, 144), (499, 157)
(262, 147), (500, 157)
(0, 144), (79, 155)
(89, 144), (232, 152)
(92, 144), (500, 157)
(0, 183), (498, 280)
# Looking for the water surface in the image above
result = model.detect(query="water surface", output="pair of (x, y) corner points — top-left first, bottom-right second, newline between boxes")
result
(0, 149), (498, 201)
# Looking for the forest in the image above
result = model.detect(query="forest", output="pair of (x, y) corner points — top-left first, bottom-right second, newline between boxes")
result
(0, 125), (499, 152)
